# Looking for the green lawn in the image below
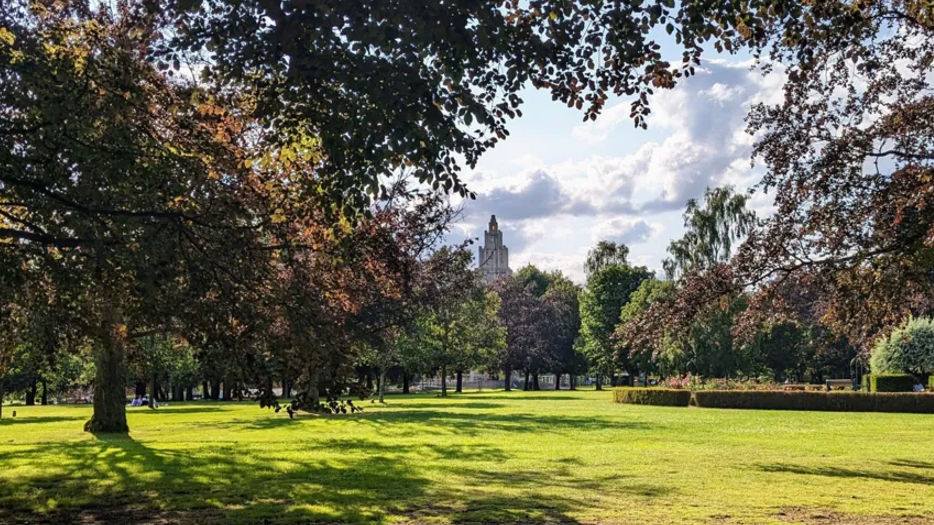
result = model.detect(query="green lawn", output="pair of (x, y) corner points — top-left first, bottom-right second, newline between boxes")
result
(1, 389), (933, 525)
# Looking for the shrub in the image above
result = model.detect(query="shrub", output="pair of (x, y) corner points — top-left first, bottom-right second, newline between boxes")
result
(613, 388), (691, 407)
(692, 390), (934, 413)
(929, 376), (934, 391)
(870, 317), (934, 375)
(870, 373), (915, 392)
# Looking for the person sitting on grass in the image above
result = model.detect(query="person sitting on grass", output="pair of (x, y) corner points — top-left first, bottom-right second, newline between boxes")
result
(913, 380), (925, 393)
(130, 396), (141, 407)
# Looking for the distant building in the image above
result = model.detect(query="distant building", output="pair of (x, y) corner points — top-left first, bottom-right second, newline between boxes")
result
(478, 215), (512, 282)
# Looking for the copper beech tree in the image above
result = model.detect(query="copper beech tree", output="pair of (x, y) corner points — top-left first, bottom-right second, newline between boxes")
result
(624, 0), (934, 363)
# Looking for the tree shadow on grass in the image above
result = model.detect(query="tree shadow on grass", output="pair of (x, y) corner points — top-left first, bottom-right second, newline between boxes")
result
(0, 433), (429, 525)
(190, 408), (652, 439)
(0, 431), (605, 525)
(757, 463), (934, 485)
(888, 459), (934, 470)
(344, 409), (652, 437)
(0, 415), (86, 426)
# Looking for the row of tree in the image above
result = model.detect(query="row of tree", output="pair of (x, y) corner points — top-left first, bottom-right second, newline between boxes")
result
(4, 0), (931, 427)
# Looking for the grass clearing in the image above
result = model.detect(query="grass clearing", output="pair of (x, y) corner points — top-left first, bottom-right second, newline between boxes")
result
(1, 389), (933, 524)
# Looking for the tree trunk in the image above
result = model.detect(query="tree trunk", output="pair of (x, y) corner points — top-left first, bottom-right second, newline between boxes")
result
(523, 370), (530, 391)
(201, 381), (208, 399)
(307, 365), (320, 408)
(210, 381), (220, 400)
(595, 374), (603, 391)
(149, 369), (158, 409)
(85, 305), (129, 433)
(185, 385), (193, 401)
(402, 373), (410, 394)
(532, 373), (540, 391)
(570, 374), (577, 390)
(136, 381), (146, 397)
(440, 365), (448, 397)
(222, 378), (232, 401)
(284, 378), (292, 398)
(365, 370), (373, 390)
(504, 366), (511, 391)
(378, 368), (387, 403)
(41, 378), (48, 405)
(555, 373), (561, 390)
(0, 376), (5, 420)
(455, 370), (463, 393)
(25, 379), (36, 406)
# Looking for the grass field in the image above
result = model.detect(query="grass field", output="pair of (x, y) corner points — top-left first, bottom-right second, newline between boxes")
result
(1, 389), (933, 525)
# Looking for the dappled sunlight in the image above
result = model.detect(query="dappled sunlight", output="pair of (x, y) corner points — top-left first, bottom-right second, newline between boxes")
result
(1, 391), (934, 524)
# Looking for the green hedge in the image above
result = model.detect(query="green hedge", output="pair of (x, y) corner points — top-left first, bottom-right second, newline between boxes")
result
(692, 390), (934, 413)
(870, 373), (915, 392)
(861, 375), (871, 391)
(929, 376), (934, 391)
(613, 388), (692, 407)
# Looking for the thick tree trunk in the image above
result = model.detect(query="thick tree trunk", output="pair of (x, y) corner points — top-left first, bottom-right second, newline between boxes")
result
(402, 373), (410, 394)
(201, 381), (208, 399)
(440, 366), (448, 397)
(222, 378), (232, 401)
(555, 373), (561, 390)
(307, 366), (320, 408)
(365, 370), (374, 390)
(41, 378), (48, 405)
(523, 370), (530, 391)
(25, 379), (36, 406)
(570, 374), (577, 390)
(210, 381), (220, 400)
(595, 374), (603, 391)
(136, 381), (146, 397)
(283, 378), (292, 398)
(504, 366), (511, 391)
(85, 305), (129, 433)
(533, 373), (540, 391)
(378, 368), (387, 403)
(185, 385), (193, 401)
(455, 370), (463, 393)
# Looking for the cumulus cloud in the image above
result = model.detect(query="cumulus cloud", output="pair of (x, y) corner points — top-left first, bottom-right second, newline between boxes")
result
(452, 59), (785, 274)
(591, 217), (659, 245)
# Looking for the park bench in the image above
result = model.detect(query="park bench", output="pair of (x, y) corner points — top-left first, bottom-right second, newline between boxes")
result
(825, 379), (853, 391)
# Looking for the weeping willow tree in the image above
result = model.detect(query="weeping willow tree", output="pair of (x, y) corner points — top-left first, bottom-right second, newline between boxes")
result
(663, 186), (756, 280)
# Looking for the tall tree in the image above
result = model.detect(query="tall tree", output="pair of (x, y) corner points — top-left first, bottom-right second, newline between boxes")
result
(580, 260), (653, 389)
(585, 241), (630, 276)
(663, 186), (755, 280)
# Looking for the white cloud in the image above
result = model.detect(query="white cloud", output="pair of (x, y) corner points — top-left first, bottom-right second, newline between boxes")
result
(454, 59), (787, 275)
(591, 217), (660, 245)
(571, 100), (634, 142)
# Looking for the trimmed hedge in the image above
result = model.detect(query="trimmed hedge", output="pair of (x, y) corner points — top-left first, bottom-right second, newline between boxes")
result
(929, 376), (934, 391)
(692, 390), (934, 413)
(870, 373), (915, 392)
(613, 388), (692, 407)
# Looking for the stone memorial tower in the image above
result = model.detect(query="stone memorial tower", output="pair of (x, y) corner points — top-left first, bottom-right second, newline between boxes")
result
(478, 215), (512, 282)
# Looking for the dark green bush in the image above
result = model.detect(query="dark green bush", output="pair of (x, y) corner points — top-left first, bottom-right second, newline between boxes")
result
(613, 388), (691, 407)
(692, 390), (934, 413)
(870, 373), (915, 392)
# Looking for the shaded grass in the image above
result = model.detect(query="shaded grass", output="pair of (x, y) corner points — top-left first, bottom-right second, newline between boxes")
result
(1, 390), (933, 524)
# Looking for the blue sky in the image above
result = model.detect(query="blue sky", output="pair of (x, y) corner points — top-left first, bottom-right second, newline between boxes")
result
(449, 57), (786, 283)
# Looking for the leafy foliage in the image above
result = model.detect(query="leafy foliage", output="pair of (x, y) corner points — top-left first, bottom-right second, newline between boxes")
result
(870, 317), (934, 376)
